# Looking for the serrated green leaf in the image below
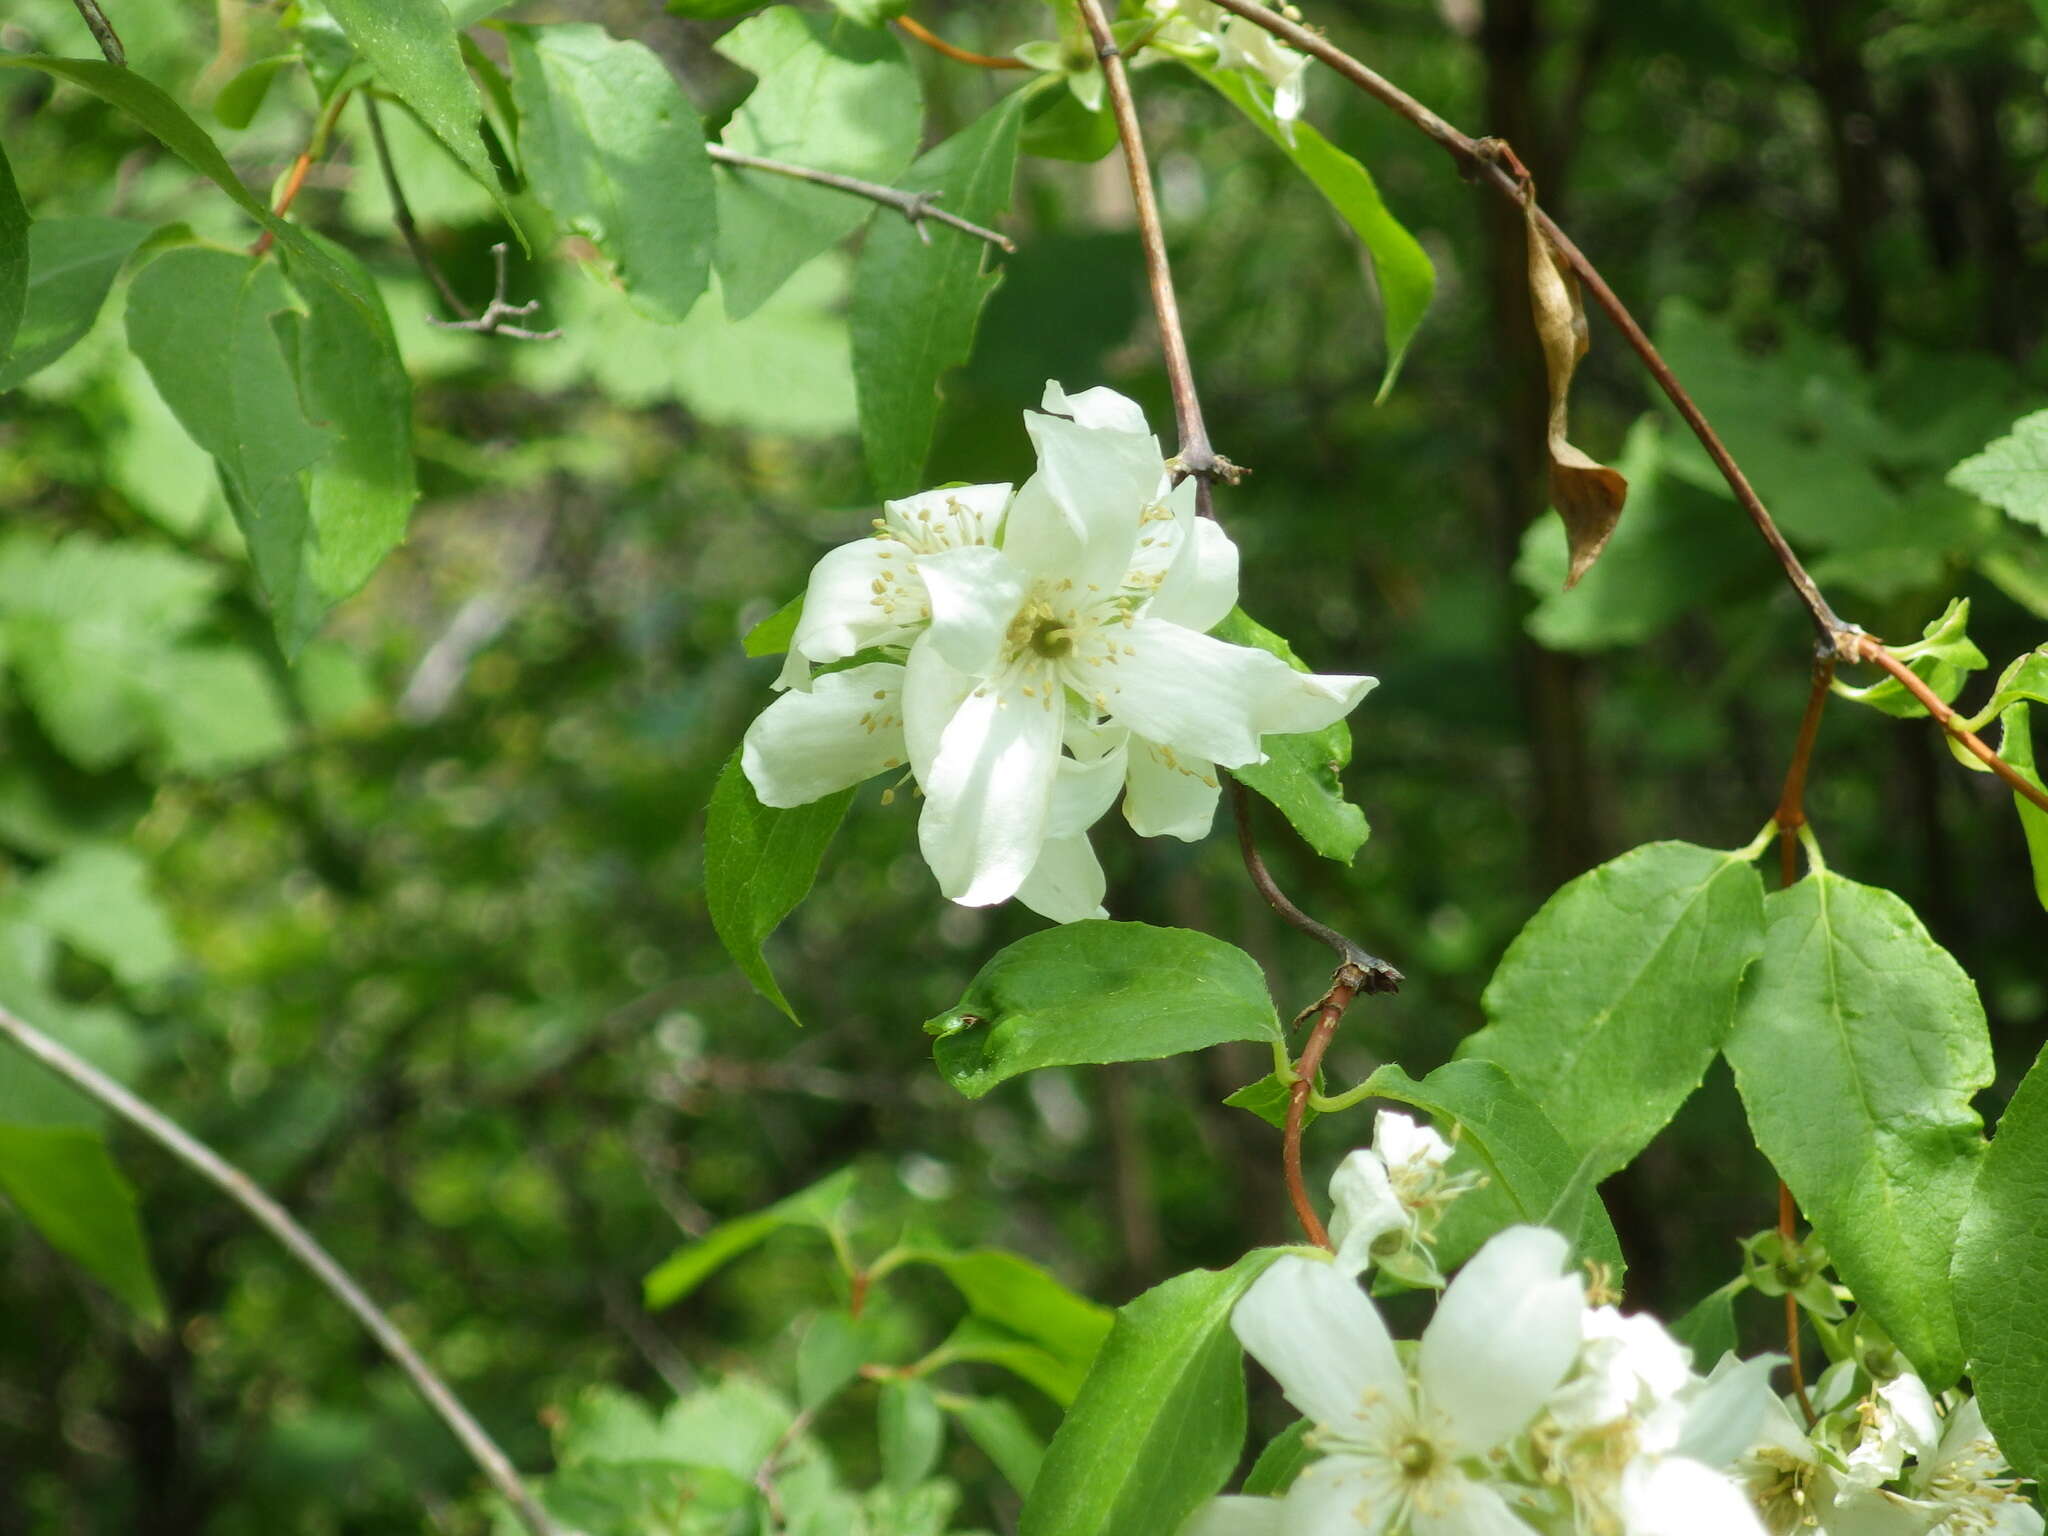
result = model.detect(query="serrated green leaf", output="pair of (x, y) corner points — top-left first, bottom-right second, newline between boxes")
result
(0, 217), (150, 391)
(1019, 1250), (1279, 1536)
(1949, 408), (2048, 532)
(851, 92), (1025, 499)
(0, 1122), (163, 1324)
(926, 921), (1281, 1099)
(0, 143), (30, 369)
(939, 1393), (1043, 1495)
(1356, 1060), (1625, 1275)
(323, 0), (508, 208)
(506, 24), (716, 323)
(1187, 62), (1433, 400)
(1458, 840), (1766, 1179)
(703, 748), (853, 1023)
(1212, 608), (1370, 861)
(713, 6), (920, 319)
(22, 845), (181, 989)
(879, 1379), (944, 1492)
(1954, 1041), (2048, 1483)
(1832, 598), (1986, 720)
(642, 1165), (855, 1309)
(1724, 872), (1990, 1387)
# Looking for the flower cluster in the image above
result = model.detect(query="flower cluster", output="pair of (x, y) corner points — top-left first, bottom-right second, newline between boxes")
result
(742, 384), (1374, 922)
(1148, 1), (1312, 134)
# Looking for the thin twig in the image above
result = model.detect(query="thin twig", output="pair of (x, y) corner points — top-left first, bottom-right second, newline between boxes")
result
(0, 1004), (566, 1536)
(1778, 1181), (1818, 1426)
(1283, 977), (1360, 1251)
(1073, 0), (1220, 480)
(1854, 637), (2048, 816)
(1198, 0), (1851, 651)
(706, 143), (1016, 253)
(429, 244), (562, 341)
(892, 14), (1030, 70)
(1774, 656), (1837, 886)
(364, 95), (471, 320)
(251, 86), (354, 258)
(1231, 781), (1402, 984)
(70, 0), (124, 66)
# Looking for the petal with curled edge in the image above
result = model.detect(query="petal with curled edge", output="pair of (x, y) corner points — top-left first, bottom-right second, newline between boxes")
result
(902, 638), (975, 786)
(917, 545), (1028, 677)
(790, 539), (919, 664)
(917, 664), (1064, 906)
(1043, 379), (1150, 435)
(1234, 1255), (1409, 1434)
(1150, 505), (1241, 634)
(1327, 1150), (1406, 1279)
(1122, 736), (1221, 841)
(740, 663), (907, 807)
(1014, 833), (1107, 923)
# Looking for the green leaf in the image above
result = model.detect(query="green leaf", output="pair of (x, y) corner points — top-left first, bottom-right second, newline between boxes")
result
(505, 24), (716, 323)
(850, 92), (1025, 499)
(1949, 408), (2048, 533)
(667, 0), (771, 15)
(713, 6), (920, 320)
(22, 845), (181, 989)
(1019, 77), (1118, 163)
(939, 1393), (1043, 1495)
(1954, 1041), (2048, 1483)
(213, 54), (298, 130)
(0, 142), (23, 368)
(1724, 872), (1991, 1387)
(322, 0), (508, 205)
(1458, 841), (1766, 1180)
(1669, 1281), (1742, 1367)
(880, 1379), (944, 1492)
(642, 1166), (856, 1309)
(703, 748), (854, 1023)
(0, 217), (150, 391)
(1241, 1418), (1314, 1496)
(744, 595), (804, 658)
(0, 1122), (163, 1324)
(1212, 609), (1370, 861)
(796, 1309), (872, 1411)
(1221, 1069), (1316, 1132)
(1998, 704), (2048, 913)
(926, 1315), (1093, 1406)
(927, 921), (1282, 1099)
(1186, 61), (1433, 400)
(898, 1248), (1112, 1379)
(1831, 598), (1986, 720)
(1019, 1251), (1280, 1536)
(1356, 1059), (1625, 1275)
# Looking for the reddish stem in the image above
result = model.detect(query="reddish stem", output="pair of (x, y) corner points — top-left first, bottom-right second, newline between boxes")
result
(1774, 658), (1837, 885)
(1283, 983), (1359, 1252)
(893, 15), (1030, 70)
(1856, 638), (2048, 816)
(1778, 1181), (1818, 1427)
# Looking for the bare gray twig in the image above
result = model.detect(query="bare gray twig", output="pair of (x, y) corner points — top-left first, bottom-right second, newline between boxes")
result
(70, 0), (124, 66)
(706, 142), (1017, 253)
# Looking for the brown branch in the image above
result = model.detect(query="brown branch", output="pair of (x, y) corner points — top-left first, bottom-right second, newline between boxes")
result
(892, 14), (1030, 70)
(706, 143), (1016, 252)
(1073, 0), (1218, 480)
(1283, 978), (1361, 1251)
(429, 243), (563, 341)
(1855, 637), (2048, 817)
(1778, 1181), (1818, 1426)
(1774, 656), (1837, 885)
(70, 0), (124, 66)
(0, 1004), (566, 1536)
(1198, 0), (1852, 651)
(1231, 781), (1402, 983)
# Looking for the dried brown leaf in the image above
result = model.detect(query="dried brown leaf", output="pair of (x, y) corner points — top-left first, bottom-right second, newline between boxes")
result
(1525, 195), (1627, 587)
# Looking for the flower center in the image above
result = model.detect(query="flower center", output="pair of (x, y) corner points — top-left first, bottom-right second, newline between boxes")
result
(1395, 1435), (1436, 1476)
(1006, 597), (1079, 661)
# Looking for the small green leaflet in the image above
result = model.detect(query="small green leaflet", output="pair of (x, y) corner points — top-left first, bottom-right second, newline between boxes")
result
(702, 749), (854, 1023)
(1018, 1250), (1281, 1536)
(0, 217), (150, 391)
(1998, 705), (2048, 913)
(744, 595), (803, 658)
(1458, 840), (1766, 1180)
(1949, 408), (2048, 533)
(1213, 608), (1370, 862)
(505, 24), (716, 323)
(1241, 1418), (1314, 1496)
(713, 6), (921, 320)
(851, 91), (1026, 500)
(642, 1165), (855, 1308)
(1831, 597), (1986, 720)
(0, 1122), (164, 1324)
(0, 141), (24, 366)
(1954, 1041), (2048, 1484)
(879, 1379), (944, 1492)
(925, 921), (1282, 1099)
(1186, 61), (1434, 400)
(797, 1308), (876, 1411)
(893, 1246), (1112, 1395)
(1669, 1280), (1743, 1367)
(939, 1393), (1043, 1496)
(1724, 871), (1991, 1387)
(212, 54), (297, 130)
(22, 845), (181, 989)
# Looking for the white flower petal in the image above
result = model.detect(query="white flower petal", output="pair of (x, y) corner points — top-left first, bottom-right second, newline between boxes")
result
(1411, 1472), (1541, 1536)
(917, 544), (1028, 676)
(1123, 737), (1222, 840)
(740, 663), (907, 807)
(773, 648), (812, 692)
(1150, 498), (1241, 633)
(1620, 1456), (1768, 1536)
(902, 637), (975, 785)
(1374, 1110), (1452, 1171)
(880, 482), (1011, 547)
(1327, 1150), (1406, 1279)
(1877, 1374), (1941, 1463)
(1234, 1256), (1410, 1432)
(790, 540), (919, 663)
(1020, 407), (1162, 581)
(1281, 1454), (1400, 1536)
(1048, 738), (1129, 839)
(1176, 1496), (1286, 1536)
(1418, 1225), (1584, 1457)
(1672, 1353), (1779, 1469)
(917, 666), (1065, 906)
(1014, 833), (1108, 923)
(1043, 380), (1150, 435)
(1105, 619), (1372, 769)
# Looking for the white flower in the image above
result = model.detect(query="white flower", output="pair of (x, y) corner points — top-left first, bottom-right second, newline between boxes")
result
(1907, 1396), (2043, 1536)
(1147, 0), (1310, 135)
(1327, 1111), (1477, 1284)
(742, 382), (1375, 921)
(1223, 1226), (1586, 1534)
